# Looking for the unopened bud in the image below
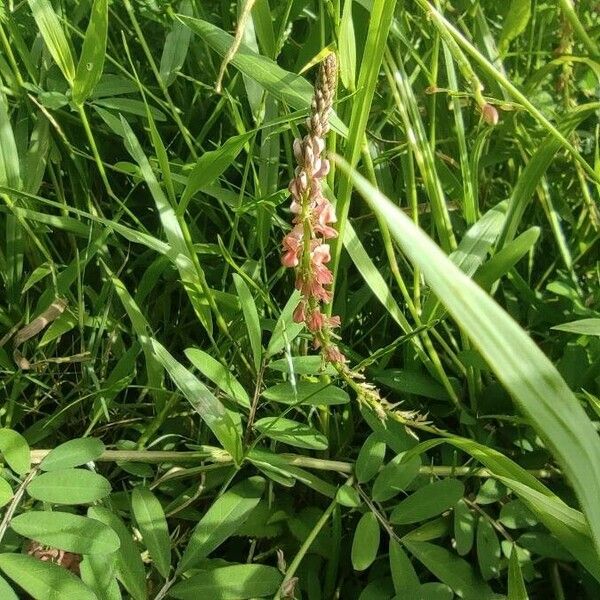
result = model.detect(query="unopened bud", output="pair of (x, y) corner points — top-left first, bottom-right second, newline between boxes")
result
(481, 103), (499, 126)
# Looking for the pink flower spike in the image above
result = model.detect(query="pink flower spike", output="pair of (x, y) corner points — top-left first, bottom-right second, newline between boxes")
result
(313, 158), (330, 179)
(325, 345), (346, 364)
(318, 201), (337, 224)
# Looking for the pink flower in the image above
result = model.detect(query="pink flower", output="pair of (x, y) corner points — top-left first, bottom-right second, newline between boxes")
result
(307, 309), (326, 331)
(325, 345), (346, 364)
(281, 227), (303, 268)
(293, 301), (306, 324)
(311, 244), (331, 266)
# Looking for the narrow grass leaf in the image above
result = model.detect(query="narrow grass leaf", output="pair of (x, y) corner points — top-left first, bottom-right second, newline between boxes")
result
(508, 545), (529, 600)
(72, 0), (108, 105)
(159, 0), (193, 86)
(552, 319), (600, 336)
(27, 0), (75, 82)
(342, 160), (600, 559)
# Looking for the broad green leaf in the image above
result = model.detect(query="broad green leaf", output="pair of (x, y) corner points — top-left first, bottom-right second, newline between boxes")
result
(72, 0), (108, 104)
(498, 0), (531, 55)
(27, 0), (75, 82)
(177, 15), (346, 136)
(233, 273), (262, 372)
(476, 517), (501, 580)
(372, 454), (421, 502)
(344, 161), (600, 559)
(0, 553), (96, 600)
(266, 290), (303, 357)
(336, 484), (362, 508)
(419, 582), (454, 599)
(131, 487), (171, 579)
(552, 319), (600, 337)
(454, 499), (476, 556)
(151, 339), (242, 463)
(0, 478), (13, 508)
(499, 500), (537, 529)
(80, 552), (120, 600)
(391, 479), (464, 525)
(11, 511), (120, 555)
(88, 506), (147, 600)
(351, 512), (380, 571)
(404, 541), (495, 599)
(508, 544), (529, 600)
(180, 133), (252, 212)
(390, 539), (420, 596)
(185, 348), (250, 408)
(268, 355), (335, 375)
(169, 563), (282, 599)
(254, 417), (328, 450)
(0, 573), (18, 600)
(39, 437), (104, 471)
(262, 381), (349, 406)
(27, 469), (111, 504)
(355, 433), (386, 483)
(178, 477), (265, 572)
(0, 429), (30, 475)
(159, 0), (193, 86)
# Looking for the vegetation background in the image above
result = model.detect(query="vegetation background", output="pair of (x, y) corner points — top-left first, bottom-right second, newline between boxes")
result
(0, 0), (599, 598)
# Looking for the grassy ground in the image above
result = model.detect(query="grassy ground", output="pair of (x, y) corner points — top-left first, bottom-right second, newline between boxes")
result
(0, 0), (599, 598)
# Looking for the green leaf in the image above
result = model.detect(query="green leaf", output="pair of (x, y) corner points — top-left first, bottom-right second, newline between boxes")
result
(268, 356), (335, 375)
(0, 573), (18, 600)
(389, 539), (420, 596)
(151, 339), (242, 463)
(336, 484), (362, 508)
(391, 479), (464, 525)
(262, 381), (349, 406)
(0, 92), (21, 189)
(508, 544), (529, 600)
(343, 160), (600, 560)
(80, 552), (120, 600)
(159, 0), (193, 86)
(454, 499), (476, 556)
(0, 477), (13, 508)
(476, 517), (501, 580)
(254, 417), (328, 450)
(552, 319), (600, 336)
(27, 469), (111, 504)
(372, 454), (421, 502)
(169, 564), (282, 599)
(27, 0), (75, 82)
(339, 0), (356, 91)
(233, 273), (262, 372)
(131, 487), (171, 579)
(351, 512), (380, 571)
(266, 290), (303, 357)
(180, 133), (252, 213)
(185, 348), (250, 408)
(355, 433), (386, 483)
(39, 437), (105, 471)
(0, 429), (30, 475)
(499, 500), (538, 529)
(498, 0), (531, 55)
(178, 477), (265, 572)
(404, 541), (495, 599)
(177, 15), (346, 136)
(88, 506), (147, 600)
(10, 511), (120, 555)
(0, 553), (96, 600)
(72, 0), (108, 104)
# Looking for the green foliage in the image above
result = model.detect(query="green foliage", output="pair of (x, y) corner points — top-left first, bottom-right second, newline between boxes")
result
(0, 0), (599, 597)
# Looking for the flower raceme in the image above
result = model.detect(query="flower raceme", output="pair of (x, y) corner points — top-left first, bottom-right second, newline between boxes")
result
(280, 54), (346, 363)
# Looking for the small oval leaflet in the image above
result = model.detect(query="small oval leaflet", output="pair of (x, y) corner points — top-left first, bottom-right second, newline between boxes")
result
(27, 468), (111, 505)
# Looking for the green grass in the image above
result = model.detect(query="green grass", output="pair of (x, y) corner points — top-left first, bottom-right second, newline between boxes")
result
(0, 0), (599, 598)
